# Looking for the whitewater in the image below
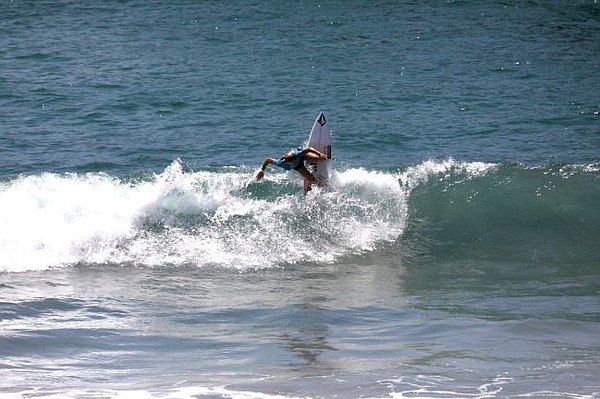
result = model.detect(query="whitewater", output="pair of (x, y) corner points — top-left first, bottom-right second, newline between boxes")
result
(1, 159), (413, 272)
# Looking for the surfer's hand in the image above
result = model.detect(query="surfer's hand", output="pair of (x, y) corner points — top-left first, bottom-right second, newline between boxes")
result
(256, 171), (264, 181)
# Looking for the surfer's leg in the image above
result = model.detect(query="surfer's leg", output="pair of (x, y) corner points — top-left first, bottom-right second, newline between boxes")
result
(298, 166), (327, 190)
(297, 166), (316, 183)
(297, 166), (316, 193)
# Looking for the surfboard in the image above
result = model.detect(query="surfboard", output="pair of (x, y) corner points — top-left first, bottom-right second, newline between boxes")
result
(303, 112), (332, 193)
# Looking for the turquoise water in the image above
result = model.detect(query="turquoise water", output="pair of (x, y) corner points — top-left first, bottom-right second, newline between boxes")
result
(1, 1), (600, 398)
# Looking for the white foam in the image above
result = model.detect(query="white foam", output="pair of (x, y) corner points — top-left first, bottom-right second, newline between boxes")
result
(398, 158), (497, 190)
(3, 379), (593, 399)
(0, 172), (151, 272)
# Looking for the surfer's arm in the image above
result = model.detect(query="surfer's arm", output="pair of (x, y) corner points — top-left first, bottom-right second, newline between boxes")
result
(301, 147), (327, 160)
(256, 157), (274, 181)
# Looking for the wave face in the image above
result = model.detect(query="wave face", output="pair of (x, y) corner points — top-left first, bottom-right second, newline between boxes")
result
(405, 161), (600, 269)
(2, 159), (599, 273)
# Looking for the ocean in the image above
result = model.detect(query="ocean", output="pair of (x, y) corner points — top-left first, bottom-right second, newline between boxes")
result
(1, 1), (599, 398)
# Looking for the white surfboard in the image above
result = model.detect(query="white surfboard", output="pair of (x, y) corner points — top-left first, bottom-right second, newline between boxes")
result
(303, 112), (332, 192)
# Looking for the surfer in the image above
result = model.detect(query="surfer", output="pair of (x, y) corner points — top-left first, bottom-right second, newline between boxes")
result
(255, 146), (327, 191)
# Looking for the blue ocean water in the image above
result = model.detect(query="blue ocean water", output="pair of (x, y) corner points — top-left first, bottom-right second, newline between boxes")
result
(1, 1), (600, 398)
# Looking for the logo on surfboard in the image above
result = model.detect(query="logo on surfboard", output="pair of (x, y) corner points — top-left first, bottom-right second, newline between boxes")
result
(317, 113), (327, 126)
